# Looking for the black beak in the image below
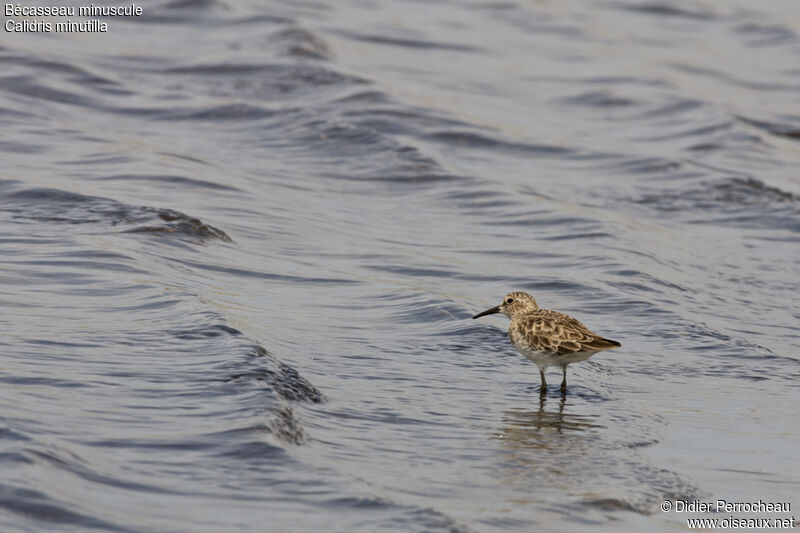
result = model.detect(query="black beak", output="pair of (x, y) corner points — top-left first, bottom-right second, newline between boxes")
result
(473, 305), (501, 319)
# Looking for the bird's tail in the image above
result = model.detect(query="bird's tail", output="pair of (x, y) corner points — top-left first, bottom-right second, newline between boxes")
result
(587, 337), (621, 350)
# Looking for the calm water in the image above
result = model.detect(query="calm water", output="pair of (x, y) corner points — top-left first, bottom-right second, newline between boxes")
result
(1, 0), (799, 531)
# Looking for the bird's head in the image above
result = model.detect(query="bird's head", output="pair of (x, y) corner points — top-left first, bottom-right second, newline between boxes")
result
(473, 291), (539, 320)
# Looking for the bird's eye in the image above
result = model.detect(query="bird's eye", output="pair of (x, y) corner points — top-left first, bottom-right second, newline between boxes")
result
(506, 298), (514, 304)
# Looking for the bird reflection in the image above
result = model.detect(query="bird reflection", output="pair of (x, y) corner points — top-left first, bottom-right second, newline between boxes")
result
(495, 395), (603, 453)
(492, 395), (606, 495)
(493, 396), (651, 510)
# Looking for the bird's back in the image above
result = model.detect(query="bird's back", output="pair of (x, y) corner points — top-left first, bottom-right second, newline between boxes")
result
(509, 309), (621, 355)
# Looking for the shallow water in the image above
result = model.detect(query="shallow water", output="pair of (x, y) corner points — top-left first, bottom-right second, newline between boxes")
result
(1, 0), (799, 531)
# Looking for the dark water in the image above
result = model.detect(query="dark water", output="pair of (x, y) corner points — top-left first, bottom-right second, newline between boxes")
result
(1, 0), (799, 531)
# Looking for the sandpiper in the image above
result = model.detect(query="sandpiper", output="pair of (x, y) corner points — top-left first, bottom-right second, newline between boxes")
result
(473, 291), (620, 394)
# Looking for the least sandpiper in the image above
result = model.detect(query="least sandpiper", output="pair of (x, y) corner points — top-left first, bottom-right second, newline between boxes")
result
(473, 291), (620, 394)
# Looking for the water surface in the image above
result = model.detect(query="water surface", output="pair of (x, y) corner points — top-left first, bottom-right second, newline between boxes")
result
(1, 0), (799, 531)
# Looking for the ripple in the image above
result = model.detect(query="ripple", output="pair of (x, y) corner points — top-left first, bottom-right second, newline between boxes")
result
(96, 174), (240, 192)
(737, 115), (800, 141)
(0, 185), (233, 242)
(223, 355), (325, 403)
(331, 30), (482, 52)
(267, 26), (333, 59)
(157, 103), (285, 122)
(612, 2), (716, 20)
(425, 130), (573, 155)
(558, 91), (638, 107)
(0, 484), (132, 532)
(632, 176), (800, 231)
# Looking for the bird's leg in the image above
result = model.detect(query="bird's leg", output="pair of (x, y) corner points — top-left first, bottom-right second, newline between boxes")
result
(560, 366), (567, 394)
(539, 368), (547, 395)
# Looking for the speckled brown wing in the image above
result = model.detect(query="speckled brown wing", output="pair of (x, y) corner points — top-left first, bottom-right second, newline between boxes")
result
(517, 310), (621, 355)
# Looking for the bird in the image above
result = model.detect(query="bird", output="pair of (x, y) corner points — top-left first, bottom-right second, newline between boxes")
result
(473, 291), (620, 394)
